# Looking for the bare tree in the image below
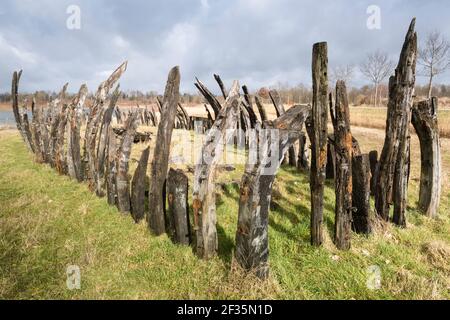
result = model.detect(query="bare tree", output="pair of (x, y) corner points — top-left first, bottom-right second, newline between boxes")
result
(331, 65), (354, 84)
(360, 51), (394, 107)
(418, 30), (450, 98)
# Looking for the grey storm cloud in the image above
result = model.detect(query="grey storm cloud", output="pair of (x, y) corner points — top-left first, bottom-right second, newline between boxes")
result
(0, 0), (449, 94)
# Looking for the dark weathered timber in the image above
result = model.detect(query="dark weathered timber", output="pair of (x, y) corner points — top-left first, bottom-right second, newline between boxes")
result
(116, 110), (139, 213)
(242, 86), (259, 128)
(375, 19), (417, 226)
(156, 97), (163, 114)
(204, 104), (214, 123)
(331, 81), (353, 250)
(352, 154), (372, 235)
(11, 70), (34, 152)
(269, 89), (296, 165)
(269, 89), (285, 117)
(214, 74), (228, 100)
(235, 105), (311, 279)
(178, 103), (191, 129)
(369, 150), (379, 196)
(412, 98), (441, 218)
(106, 126), (118, 205)
(308, 42), (328, 246)
(326, 141), (336, 179)
(54, 102), (69, 175)
(195, 77), (222, 118)
(131, 146), (150, 222)
(30, 99), (45, 163)
(297, 133), (309, 170)
(84, 62), (127, 191)
(67, 85), (88, 182)
(96, 86), (121, 196)
(167, 168), (190, 245)
(115, 107), (122, 124)
(254, 95), (268, 123)
(193, 81), (240, 260)
(148, 66), (181, 235)
(49, 84), (69, 167)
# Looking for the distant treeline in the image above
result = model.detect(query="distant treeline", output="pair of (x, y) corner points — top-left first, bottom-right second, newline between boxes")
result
(2, 83), (450, 106)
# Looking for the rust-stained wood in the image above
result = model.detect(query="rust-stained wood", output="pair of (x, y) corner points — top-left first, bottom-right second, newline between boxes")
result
(331, 81), (353, 250)
(116, 110), (139, 213)
(131, 146), (150, 222)
(375, 19), (417, 227)
(307, 42), (328, 246)
(148, 66), (181, 235)
(193, 81), (240, 259)
(235, 105), (311, 279)
(167, 168), (190, 245)
(412, 97), (441, 218)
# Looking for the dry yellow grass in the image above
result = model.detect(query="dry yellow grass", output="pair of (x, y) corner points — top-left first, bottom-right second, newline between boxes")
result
(349, 106), (450, 138)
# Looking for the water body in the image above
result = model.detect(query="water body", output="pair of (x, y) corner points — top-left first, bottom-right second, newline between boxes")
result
(0, 111), (15, 125)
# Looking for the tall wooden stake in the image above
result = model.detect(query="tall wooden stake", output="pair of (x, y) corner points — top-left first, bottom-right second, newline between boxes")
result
(375, 19), (417, 227)
(412, 98), (441, 218)
(148, 66), (181, 235)
(308, 42), (328, 246)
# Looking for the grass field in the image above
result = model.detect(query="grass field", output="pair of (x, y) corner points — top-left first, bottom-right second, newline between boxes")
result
(349, 106), (450, 138)
(0, 126), (449, 300)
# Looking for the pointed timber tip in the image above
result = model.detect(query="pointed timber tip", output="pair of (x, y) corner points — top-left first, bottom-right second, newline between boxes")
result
(313, 42), (328, 48)
(410, 17), (416, 30)
(121, 61), (128, 71)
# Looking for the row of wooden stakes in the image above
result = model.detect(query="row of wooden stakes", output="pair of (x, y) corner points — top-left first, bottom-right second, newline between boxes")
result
(11, 18), (441, 280)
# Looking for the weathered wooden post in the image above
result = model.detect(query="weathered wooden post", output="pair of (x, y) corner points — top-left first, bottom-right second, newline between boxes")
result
(84, 62), (127, 191)
(326, 141), (336, 180)
(269, 89), (297, 166)
(49, 84), (68, 168)
(412, 98), (441, 218)
(331, 81), (353, 250)
(195, 77), (221, 118)
(297, 133), (309, 170)
(214, 74), (228, 100)
(193, 81), (240, 259)
(131, 146), (150, 222)
(116, 110), (139, 213)
(96, 86), (121, 196)
(167, 168), (190, 245)
(235, 105), (311, 279)
(67, 85), (88, 182)
(148, 66), (181, 235)
(375, 19), (417, 227)
(352, 154), (372, 234)
(307, 42), (328, 246)
(368, 150), (378, 196)
(54, 101), (69, 175)
(254, 95), (268, 123)
(30, 98), (43, 162)
(106, 126), (118, 206)
(11, 70), (34, 152)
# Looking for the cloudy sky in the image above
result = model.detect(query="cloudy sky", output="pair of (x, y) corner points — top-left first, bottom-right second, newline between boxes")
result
(1, 0), (449, 94)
